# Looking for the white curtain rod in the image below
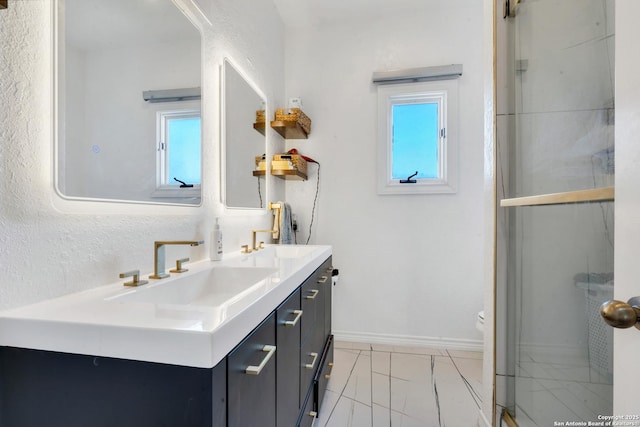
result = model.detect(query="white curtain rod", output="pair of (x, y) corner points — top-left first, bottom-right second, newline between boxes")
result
(142, 87), (201, 103)
(372, 64), (463, 84)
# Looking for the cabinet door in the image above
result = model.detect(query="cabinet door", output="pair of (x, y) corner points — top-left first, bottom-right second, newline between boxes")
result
(227, 313), (276, 427)
(276, 289), (302, 427)
(300, 274), (319, 344)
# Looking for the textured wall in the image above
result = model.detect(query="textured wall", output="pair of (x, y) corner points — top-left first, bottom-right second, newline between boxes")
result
(0, 0), (285, 311)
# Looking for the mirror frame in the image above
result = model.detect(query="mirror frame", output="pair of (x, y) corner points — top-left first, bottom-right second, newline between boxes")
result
(52, 0), (205, 208)
(220, 57), (268, 211)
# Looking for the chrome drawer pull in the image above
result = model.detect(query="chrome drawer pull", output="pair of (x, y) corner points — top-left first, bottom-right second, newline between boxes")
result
(305, 289), (319, 300)
(305, 352), (319, 370)
(245, 345), (276, 375)
(284, 310), (303, 326)
(317, 276), (328, 284)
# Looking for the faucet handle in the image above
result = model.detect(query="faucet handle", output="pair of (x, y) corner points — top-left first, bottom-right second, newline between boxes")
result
(119, 270), (149, 287)
(241, 244), (252, 254)
(170, 257), (190, 273)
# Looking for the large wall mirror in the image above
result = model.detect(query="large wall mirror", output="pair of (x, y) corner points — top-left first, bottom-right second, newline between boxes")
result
(222, 59), (267, 209)
(55, 0), (202, 205)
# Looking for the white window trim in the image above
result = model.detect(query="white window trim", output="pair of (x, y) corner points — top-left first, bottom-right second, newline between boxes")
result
(376, 79), (458, 195)
(154, 108), (201, 199)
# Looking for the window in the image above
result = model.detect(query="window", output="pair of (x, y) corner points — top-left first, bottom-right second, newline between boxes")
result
(154, 109), (201, 197)
(377, 80), (458, 195)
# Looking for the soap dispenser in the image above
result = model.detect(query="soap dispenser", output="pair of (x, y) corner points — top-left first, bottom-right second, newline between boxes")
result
(211, 218), (223, 261)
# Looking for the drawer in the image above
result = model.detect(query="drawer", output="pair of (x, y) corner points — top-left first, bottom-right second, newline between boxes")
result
(300, 276), (320, 343)
(314, 334), (334, 413)
(227, 313), (276, 427)
(297, 388), (317, 427)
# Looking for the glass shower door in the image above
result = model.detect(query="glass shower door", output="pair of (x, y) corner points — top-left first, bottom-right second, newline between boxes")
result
(500, 0), (615, 425)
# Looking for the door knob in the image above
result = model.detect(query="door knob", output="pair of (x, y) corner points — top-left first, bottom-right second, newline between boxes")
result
(600, 297), (640, 330)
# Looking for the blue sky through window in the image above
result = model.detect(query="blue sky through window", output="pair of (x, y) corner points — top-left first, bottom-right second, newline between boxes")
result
(168, 117), (201, 184)
(391, 102), (439, 180)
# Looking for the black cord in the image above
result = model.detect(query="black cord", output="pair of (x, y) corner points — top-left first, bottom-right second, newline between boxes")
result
(257, 176), (263, 209)
(305, 162), (320, 245)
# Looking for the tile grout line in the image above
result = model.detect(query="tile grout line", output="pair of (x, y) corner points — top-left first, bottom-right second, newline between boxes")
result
(445, 349), (483, 409)
(431, 355), (443, 427)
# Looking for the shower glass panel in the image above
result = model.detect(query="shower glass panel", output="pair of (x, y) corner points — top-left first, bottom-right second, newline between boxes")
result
(501, 0), (615, 425)
(508, 203), (613, 426)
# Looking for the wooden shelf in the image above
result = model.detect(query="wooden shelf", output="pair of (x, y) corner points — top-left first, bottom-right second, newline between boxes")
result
(500, 187), (614, 207)
(253, 169), (307, 180)
(271, 169), (307, 180)
(253, 122), (266, 135)
(270, 120), (309, 139)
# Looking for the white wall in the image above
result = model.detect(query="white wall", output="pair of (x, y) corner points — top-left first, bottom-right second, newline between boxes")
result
(282, 2), (486, 347)
(0, 0), (285, 311)
(64, 39), (201, 202)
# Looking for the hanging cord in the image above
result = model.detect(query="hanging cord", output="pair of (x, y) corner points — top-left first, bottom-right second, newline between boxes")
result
(257, 176), (263, 208)
(305, 162), (320, 245)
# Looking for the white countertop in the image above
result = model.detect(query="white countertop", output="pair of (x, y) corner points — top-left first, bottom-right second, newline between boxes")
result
(0, 245), (332, 368)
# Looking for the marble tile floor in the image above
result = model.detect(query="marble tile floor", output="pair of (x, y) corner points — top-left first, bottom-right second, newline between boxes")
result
(316, 341), (483, 427)
(507, 354), (613, 427)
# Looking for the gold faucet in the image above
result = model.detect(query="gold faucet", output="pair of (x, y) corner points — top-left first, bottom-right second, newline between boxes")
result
(149, 240), (203, 279)
(251, 202), (281, 251)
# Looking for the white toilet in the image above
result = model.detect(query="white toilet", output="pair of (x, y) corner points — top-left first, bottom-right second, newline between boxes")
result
(476, 310), (485, 335)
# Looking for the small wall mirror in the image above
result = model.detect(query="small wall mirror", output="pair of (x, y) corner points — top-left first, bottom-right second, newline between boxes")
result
(55, 0), (202, 205)
(222, 59), (267, 209)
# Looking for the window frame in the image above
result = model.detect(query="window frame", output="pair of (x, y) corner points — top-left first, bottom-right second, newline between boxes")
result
(153, 108), (202, 199)
(376, 79), (458, 195)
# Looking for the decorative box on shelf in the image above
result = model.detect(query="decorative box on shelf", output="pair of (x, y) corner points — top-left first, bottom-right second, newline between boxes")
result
(270, 108), (311, 139)
(252, 153), (308, 180)
(252, 154), (267, 178)
(253, 109), (266, 135)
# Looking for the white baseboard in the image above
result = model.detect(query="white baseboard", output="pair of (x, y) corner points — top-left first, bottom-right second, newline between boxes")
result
(332, 330), (483, 352)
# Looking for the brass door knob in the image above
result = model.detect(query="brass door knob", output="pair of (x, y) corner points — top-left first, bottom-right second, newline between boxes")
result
(600, 297), (640, 330)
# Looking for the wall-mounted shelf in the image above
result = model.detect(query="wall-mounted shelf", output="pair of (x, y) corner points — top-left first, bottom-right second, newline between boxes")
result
(270, 121), (308, 139)
(270, 108), (311, 139)
(253, 170), (307, 180)
(271, 169), (307, 180)
(253, 122), (266, 136)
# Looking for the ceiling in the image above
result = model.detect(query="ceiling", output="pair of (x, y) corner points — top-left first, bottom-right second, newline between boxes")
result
(273, 0), (470, 27)
(65, 0), (199, 52)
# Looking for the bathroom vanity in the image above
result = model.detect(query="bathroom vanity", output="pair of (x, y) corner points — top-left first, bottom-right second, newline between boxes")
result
(0, 245), (333, 427)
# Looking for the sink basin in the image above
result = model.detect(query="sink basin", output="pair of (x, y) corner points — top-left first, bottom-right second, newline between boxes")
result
(256, 245), (318, 259)
(108, 267), (277, 307)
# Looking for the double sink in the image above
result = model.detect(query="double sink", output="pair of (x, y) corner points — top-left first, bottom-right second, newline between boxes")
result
(0, 244), (331, 368)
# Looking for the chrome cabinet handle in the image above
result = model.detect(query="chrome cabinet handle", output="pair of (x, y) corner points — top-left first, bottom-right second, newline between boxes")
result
(305, 352), (319, 370)
(284, 310), (303, 326)
(601, 297), (640, 330)
(309, 411), (318, 426)
(305, 289), (319, 300)
(317, 276), (328, 284)
(245, 345), (277, 375)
